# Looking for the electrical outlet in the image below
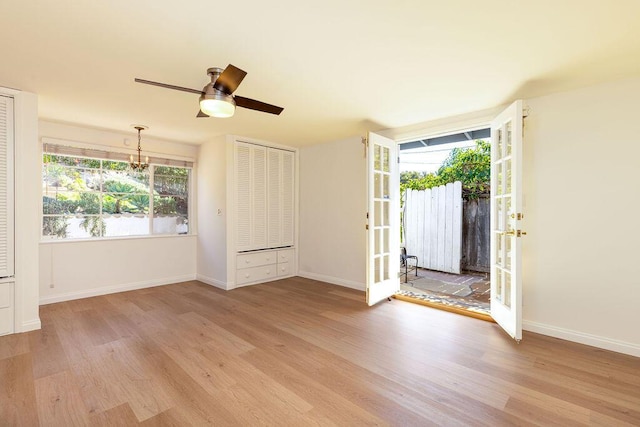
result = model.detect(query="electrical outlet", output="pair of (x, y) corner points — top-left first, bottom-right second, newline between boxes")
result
(49, 283), (54, 288)
(217, 209), (222, 216)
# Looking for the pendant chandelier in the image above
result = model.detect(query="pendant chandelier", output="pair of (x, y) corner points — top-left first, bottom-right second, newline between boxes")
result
(130, 125), (149, 171)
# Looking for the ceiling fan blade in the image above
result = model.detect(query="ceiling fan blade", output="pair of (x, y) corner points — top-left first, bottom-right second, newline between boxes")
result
(197, 109), (209, 118)
(234, 96), (284, 115)
(213, 64), (247, 95)
(135, 78), (204, 95)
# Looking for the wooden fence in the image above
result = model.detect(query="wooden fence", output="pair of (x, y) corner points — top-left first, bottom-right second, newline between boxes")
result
(403, 182), (462, 274)
(462, 195), (490, 272)
(403, 184), (490, 274)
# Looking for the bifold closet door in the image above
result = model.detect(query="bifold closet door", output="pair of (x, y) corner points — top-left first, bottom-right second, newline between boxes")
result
(267, 148), (294, 248)
(0, 96), (14, 278)
(235, 142), (267, 251)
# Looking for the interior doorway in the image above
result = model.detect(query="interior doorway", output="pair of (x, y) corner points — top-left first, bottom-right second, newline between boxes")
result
(396, 128), (493, 320)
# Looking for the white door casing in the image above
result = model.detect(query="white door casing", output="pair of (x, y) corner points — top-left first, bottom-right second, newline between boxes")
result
(490, 100), (524, 341)
(366, 132), (400, 306)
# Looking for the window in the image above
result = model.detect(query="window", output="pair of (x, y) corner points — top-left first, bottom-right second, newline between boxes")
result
(42, 152), (191, 240)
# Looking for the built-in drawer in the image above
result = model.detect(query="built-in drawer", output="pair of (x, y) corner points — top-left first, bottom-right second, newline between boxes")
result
(236, 265), (278, 285)
(0, 282), (13, 335)
(277, 249), (295, 264)
(276, 262), (291, 277)
(237, 251), (277, 269)
(0, 282), (12, 309)
(0, 306), (13, 336)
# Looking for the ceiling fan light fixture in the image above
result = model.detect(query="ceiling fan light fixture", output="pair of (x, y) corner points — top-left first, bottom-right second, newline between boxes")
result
(199, 90), (236, 118)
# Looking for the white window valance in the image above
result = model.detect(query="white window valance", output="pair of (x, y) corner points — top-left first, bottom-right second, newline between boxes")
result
(42, 138), (194, 168)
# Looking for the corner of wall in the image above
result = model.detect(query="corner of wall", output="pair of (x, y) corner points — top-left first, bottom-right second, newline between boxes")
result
(196, 136), (229, 285)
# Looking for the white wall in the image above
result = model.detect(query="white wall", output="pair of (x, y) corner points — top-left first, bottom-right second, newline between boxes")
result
(298, 137), (367, 289)
(39, 120), (199, 160)
(40, 236), (197, 304)
(298, 77), (640, 356)
(196, 136), (229, 289)
(38, 121), (199, 304)
(521, 77), (640, 356)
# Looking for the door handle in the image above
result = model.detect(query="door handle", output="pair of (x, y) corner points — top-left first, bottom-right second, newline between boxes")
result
(500, 230), (527, 237)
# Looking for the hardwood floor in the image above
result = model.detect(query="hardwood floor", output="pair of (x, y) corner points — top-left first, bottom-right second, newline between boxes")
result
(1, 277), (639, 426)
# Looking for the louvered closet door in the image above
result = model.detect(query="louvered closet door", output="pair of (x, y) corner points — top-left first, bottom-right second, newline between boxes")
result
(280, 150), (294, 246)
(235, 142), (267, 251)
(267, 149), (282, 247)
(0, 96), (14, 278)
(267, 148), (295, 248)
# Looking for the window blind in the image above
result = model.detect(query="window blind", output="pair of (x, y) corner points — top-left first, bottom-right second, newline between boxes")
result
(43, 143), (194, 168)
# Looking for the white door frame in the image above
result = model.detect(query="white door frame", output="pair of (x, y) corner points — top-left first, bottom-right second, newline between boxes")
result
(386, 104), (525, 341)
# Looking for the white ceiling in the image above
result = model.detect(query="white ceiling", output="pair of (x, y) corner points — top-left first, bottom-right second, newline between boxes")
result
(2, 0), (640, 147)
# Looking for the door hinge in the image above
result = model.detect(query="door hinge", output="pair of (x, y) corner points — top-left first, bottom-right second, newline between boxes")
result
(362, 136), (368, 158)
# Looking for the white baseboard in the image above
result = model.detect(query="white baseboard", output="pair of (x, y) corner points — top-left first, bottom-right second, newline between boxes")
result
(196, 274), (228, 290)
(39, 274), (197, 305)
(19, 318), (42, 332)
(524, 320), (640, 358)
(297, 271), (365, 291)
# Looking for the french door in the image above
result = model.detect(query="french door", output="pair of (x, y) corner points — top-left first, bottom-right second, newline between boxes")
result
(366, 132), (400, 306)
(490, 100), (524, 341)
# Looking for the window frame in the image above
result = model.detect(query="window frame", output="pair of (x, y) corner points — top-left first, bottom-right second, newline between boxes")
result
(41, 143), (194, 241)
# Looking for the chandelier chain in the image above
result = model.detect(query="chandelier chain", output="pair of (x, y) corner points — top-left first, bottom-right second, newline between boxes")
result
(130, 125), (149, 171)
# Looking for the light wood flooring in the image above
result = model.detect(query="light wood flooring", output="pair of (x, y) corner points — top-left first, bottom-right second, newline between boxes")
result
(1, 277), (639, 425)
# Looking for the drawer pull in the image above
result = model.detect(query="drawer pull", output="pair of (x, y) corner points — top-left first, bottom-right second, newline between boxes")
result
(245, 274), (250, 278)
(245, 259), (250, 264)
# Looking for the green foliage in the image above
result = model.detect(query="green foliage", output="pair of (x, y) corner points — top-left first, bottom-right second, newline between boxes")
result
(401, 140), (490, 199)
(102, 178), (150, 214)
(154, 166), (189, 197)
(80, 216), (106, 237)
(42, 155), (190, 238)
(42, 216), (68, 238)
(154, 196), (177, 215)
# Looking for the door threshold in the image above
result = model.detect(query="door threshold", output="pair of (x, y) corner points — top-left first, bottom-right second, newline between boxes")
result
(394, 293), (495, 323)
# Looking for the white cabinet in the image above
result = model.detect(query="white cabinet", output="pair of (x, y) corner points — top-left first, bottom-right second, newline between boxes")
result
(235, 248), (295, 286)
(236, 251), (277, 269)
(0, 281), (14, 335)
(235, 142), (295, 252)
(0, 96), (14, 279)
(0, 96), (13, 336)
(235, 143), (267, 251)
(232, 139), (296, 287)
(267, 149), (295, 247)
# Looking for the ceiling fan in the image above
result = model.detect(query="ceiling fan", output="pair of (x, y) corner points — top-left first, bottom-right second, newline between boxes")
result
(135, 64), (284, 118)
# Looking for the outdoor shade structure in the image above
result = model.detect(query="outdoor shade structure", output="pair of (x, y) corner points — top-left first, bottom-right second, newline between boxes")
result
(400, 128), (490, 151)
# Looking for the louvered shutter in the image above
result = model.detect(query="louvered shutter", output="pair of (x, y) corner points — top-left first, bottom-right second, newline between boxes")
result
(235, 143), (252, 251)
(267, 149), (282, 247)
(251, 145), (267, 249)
(281, 150), (295, 246)
(0, 96), (14, 278)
